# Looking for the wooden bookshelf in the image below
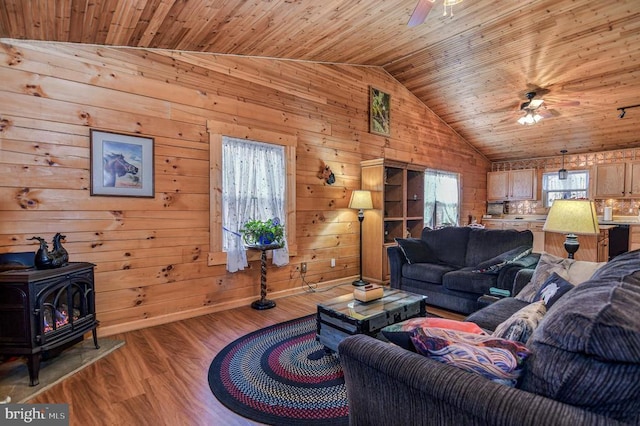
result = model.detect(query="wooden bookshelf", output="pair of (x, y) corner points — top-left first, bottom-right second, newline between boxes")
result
(360, 159), (426, 284)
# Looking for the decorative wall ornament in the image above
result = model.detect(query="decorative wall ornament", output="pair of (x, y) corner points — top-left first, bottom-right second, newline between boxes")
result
(90, 129), (155, 198)
(318, 162), (335, 185)
(369, 86), (391, 136)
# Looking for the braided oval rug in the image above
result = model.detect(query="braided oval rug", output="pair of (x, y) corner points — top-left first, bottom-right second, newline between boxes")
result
(208, 315), (348, 425)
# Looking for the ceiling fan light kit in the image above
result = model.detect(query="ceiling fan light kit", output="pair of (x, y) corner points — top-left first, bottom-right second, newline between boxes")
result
(517, 91), (545, 125)
(443, 0), (463, 16)
(407, 0), (462, 27)
(518, 111), (543, 125)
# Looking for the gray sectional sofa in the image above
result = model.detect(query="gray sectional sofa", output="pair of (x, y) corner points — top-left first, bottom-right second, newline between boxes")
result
(339, 250), (640, 425)
(387, 226), (539, 314)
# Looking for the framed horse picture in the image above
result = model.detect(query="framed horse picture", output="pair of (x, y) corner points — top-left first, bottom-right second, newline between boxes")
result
(90, 130), (155, 198)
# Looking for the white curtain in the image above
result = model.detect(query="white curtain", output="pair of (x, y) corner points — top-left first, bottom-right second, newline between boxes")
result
(424, 170), (460, 228)
(222, 137), (289, 272)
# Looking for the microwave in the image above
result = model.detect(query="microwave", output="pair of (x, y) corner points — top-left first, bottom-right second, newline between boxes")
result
(487, 202), (504, 216)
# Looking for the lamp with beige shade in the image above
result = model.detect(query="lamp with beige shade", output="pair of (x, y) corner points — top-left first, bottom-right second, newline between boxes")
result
(543, 199), (600, 259)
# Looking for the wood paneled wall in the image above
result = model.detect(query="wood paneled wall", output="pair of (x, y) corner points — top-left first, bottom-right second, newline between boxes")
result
(0, 39), (490, 335)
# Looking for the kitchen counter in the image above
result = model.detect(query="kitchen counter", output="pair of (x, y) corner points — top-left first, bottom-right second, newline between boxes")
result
(483, 215), (640, 226)
(482, 215), (638, 261)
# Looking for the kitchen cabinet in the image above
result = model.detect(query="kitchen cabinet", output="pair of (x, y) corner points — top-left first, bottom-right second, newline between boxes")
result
(630, 226), (640, 251)
(501, 221), (529, 232)
(528, 222), (546, 253)
(489, 220), (545, 253)
(482, 220), (503, 230)
(360, 159), (426, 284)
(594, 161), (640, 198)
(487, 169), (536, 201)
(544, 228), (610, 262)
(598, 230), (609, 263)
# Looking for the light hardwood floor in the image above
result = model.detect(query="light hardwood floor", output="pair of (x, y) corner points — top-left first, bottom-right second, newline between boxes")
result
(30, 283), (463, 425)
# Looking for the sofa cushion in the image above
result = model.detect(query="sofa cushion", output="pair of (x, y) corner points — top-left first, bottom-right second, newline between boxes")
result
(464, 297), (530, 332)
(516, 252), (604, 302)
(465, 229), (533, 267)
(402, 262), (456, 284)
(473, 245), (533, 274)
(395, 238), (438, 264)
(519, 250), (640, 423)
(491, 300), (546, 344)
(442, 268), (498, 294)
(410, 327), (530, 387)
(532, 272), (574, 308)
(381, 317), (486, 351)
(421, 226), (471, 268)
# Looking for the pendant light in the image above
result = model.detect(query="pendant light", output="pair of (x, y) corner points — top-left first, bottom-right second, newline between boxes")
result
(558, 150), (568, 180)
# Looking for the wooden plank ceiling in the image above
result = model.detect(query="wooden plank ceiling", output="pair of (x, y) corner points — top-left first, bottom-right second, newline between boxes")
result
(0, 0), (638, 163)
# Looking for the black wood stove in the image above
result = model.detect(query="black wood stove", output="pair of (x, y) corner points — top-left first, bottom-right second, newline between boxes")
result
(0, 262), (99, 386)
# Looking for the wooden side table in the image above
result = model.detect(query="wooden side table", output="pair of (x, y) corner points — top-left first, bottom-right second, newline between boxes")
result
(246, 243), (282, 310)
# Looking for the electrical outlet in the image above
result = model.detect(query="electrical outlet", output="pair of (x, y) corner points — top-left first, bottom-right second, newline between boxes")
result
(301, 262), (307, 273)
(330, 258), (335, 268)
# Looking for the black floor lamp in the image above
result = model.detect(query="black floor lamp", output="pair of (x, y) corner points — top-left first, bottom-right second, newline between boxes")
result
(349, 190), (373, 286)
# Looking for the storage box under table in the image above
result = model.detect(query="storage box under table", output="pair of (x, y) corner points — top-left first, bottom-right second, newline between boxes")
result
(316, 289), (426, 352)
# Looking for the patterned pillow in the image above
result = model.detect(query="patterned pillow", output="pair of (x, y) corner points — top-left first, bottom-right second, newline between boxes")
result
(492, 300), (547, 344)
(516, 252), (604, 302)
(411, 327), (531, 387)
(533, 272), (574, 308)
(381, 317), (486, 351)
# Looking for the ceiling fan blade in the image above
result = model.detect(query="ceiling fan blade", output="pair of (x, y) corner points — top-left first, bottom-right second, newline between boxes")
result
(539, 109), (561, 118)
(554, 100), (581, 107)
(407, 0), (436, 27)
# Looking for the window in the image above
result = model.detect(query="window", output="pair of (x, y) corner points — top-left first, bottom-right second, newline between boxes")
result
(542, 170), (589, 207)
(424, 169), (460, 228)
(208, 121), (297, 270)
(222, 137), (287, 271)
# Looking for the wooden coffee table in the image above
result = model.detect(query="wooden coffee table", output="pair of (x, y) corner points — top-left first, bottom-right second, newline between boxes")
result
(316, 288), (427, 352)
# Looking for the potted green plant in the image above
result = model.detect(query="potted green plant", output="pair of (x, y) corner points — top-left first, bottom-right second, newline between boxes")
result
(240, 217), (285, 247)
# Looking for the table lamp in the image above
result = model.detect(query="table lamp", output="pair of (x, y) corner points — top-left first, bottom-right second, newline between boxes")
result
(349, 190), (373, 286)
(543, 199), (599, 259)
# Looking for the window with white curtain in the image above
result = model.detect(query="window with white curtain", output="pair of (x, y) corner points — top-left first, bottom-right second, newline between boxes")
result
(424, 169), (460, 228)
(221, 137), (288, 272)
(207, 120), (297, 271)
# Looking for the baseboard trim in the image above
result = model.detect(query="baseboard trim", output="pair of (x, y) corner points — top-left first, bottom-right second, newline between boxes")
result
(99, 276), (356, 336)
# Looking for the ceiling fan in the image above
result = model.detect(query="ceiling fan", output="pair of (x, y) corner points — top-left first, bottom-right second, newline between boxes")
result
(517, 92), (546, 125)
(407, 0), (463, 27)
(516, 90), (580, 125)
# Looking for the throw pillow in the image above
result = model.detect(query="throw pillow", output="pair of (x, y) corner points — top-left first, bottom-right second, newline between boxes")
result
(533, 272), (575, 308)
(410, 327), (531, 387)
(492, 300), (546, 344)
(473, 245), (533, 274)
(395, 238), (438, 264)
(516, 252), (605, 303)
(381, 317), (486, 351)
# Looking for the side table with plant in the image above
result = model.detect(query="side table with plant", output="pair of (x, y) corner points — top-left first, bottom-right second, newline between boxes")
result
(239, 217), (285, 310)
